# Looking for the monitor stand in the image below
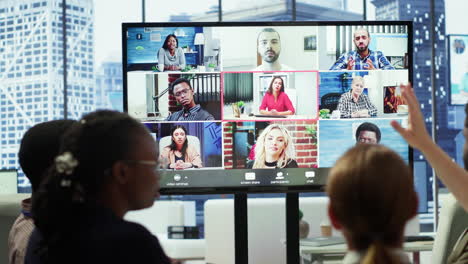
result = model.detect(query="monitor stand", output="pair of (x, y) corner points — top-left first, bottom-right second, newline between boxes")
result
(234, 192), (300, 264)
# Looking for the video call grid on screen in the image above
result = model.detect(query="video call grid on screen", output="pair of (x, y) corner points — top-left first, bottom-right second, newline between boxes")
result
(122, 21), (414, 194)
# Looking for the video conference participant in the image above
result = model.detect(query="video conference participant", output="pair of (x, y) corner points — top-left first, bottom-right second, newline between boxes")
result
(160, 125), (203, 169)
(355, 122), (381, 144)
(337, 76), (377, 118)
(329, 28), (395, 70)
(247, 124), (298, 169)
(327, 144), (417, 263)
(158, 34), (186, 72)
(166, 78), (215, 121)
(25, 110), (172, 264)
(254, 28), (292, 71)
(259, 76), (295, 116)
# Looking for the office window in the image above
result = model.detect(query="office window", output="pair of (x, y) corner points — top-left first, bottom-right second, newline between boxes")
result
(146, 0), (218, 22)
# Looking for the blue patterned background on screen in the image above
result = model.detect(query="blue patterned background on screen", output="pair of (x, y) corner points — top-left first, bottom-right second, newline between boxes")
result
(127, 27), (202, 65)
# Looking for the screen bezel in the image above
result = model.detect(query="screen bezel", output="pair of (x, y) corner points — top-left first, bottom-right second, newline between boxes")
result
(122, 21), (414, 195)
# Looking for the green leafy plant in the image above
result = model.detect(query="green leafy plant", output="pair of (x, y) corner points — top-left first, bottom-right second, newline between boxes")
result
(319, 109), (330, 119)
(181, 65), (193, 72)
(305, 124), (317, 142)
(151, 65), (160, 72)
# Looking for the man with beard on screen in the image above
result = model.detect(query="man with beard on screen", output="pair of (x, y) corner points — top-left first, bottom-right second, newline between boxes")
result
(330, 28), (395, 70)
(253, 28), (293, 71)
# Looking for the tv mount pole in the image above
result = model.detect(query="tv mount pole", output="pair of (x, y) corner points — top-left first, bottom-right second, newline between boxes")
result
(234, 192), (300, 264)
(234, 193), (248, 264)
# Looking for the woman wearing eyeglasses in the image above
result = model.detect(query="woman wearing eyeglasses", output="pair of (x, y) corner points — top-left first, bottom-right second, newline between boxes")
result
(25, 110), (173, 264)
(160, 125), (203, 170)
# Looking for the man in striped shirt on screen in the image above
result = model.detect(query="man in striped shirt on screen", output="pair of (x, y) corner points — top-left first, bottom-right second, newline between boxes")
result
(329, 28), (395, 71)
(166, 78), (215, 121)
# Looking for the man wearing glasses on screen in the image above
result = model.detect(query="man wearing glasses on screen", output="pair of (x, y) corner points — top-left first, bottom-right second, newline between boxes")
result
(330, 28), (395, 70)
(254, 28), (293, 71)
(166, 78), (215, 121)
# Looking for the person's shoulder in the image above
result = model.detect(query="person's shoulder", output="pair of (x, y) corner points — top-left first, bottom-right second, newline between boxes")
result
(197, 107), (215, 120)
(187, 143), (198, 151)
(101, 218), (158, 244)
(162, 146), (172, 152)
(286, 159), (298, 168)
(372, 49), (386, 56)
(339, 51), (353, 57)
(98, 220), (170, 263)
(340, 91), (351, 99)
(166, 110), (182, 121)
(246, 160), (254, 169)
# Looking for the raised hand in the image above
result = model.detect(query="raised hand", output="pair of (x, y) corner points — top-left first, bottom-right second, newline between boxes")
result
(390, 83), (432, 151)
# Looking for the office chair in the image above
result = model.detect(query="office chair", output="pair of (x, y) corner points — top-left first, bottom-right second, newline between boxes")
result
(320, 93), (342, 111)
(432, 194), (468, 264)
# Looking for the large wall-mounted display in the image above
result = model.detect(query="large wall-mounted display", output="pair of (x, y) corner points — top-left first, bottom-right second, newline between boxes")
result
(122, 21), (413, 195)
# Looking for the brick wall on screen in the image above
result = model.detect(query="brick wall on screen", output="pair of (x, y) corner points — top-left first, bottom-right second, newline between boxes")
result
(223, 122), (234, 169)
(223, 121), (318, 169)
(167, 74), (181, 113)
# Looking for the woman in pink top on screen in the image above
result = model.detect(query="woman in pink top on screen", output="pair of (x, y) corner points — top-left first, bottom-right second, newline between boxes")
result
(259, 76), (295, 116)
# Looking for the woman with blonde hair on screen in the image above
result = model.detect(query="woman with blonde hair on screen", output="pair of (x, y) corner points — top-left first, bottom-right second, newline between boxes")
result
(327, 144), (418, 264)
(247, 124), (298, 168)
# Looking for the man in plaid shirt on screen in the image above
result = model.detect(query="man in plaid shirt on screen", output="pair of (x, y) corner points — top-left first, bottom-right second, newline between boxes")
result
(330, 28), (395, 70)
(336, 76), (377, 118)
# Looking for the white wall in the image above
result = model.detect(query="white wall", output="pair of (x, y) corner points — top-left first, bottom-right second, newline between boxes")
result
(295, 72), (318, 116)
(445, 0), (468, 35)
(318, 26), (338, 70)
(220, 26), (319, 71)
(127, 72), (148, 119)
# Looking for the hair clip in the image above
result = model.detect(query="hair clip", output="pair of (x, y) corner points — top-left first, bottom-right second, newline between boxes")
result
(60, 179), (72, 187)
(55, 151), (79, 175)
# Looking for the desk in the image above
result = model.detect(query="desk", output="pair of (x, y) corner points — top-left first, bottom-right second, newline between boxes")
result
(300, 241), (433, 264)
(224, 114), (316, 120)
(159, 234), (205, 262)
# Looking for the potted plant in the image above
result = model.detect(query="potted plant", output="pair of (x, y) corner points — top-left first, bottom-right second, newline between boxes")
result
(237, 101), (245, 114)
(305, 124), (317, 144)
(207, 63), (216, 72)
(151, 65), (161, 72)
(319, 109), (330, 119)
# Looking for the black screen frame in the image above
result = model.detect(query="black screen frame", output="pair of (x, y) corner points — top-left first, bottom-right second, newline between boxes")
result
(122, 21), (414, 195)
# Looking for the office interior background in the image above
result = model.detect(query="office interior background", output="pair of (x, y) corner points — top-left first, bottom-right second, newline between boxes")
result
(0, 0), (466, 235)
